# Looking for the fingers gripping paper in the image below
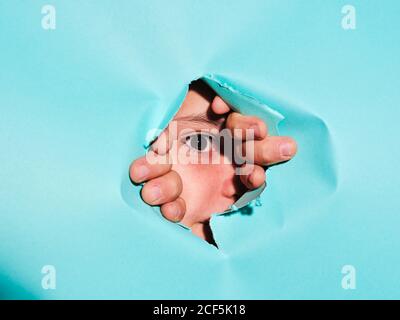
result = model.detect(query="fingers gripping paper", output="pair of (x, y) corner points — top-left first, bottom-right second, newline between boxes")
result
(1, 0), (400, 299)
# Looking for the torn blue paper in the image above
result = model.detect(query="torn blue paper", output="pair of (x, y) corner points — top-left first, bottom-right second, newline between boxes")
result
(0, 0), (400, 299)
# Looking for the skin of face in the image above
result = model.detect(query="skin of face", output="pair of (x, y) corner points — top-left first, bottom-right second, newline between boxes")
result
(168, 81), (245, 241)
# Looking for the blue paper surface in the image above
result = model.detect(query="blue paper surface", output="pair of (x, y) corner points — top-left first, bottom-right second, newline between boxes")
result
(1, 0), (399, 299)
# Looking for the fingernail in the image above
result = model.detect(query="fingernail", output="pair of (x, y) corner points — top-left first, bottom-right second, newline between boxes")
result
(136, 165), (149, 181)
(280, 143), (294, 157)
(173, 207), (183, 221)
(148, 186), (162, 203)
(247, 173), (254, 186)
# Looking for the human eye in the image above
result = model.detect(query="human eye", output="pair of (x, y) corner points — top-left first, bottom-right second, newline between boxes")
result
(183, 132), (216, 153)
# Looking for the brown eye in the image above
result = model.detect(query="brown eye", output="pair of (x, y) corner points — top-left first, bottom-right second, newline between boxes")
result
(185, 133), (213, 152)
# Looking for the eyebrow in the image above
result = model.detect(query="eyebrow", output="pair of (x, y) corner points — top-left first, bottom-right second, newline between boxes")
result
(173, 113), (222, 128)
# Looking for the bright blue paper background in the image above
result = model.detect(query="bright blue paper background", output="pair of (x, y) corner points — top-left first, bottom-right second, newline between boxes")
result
(1, 0), (399, 299)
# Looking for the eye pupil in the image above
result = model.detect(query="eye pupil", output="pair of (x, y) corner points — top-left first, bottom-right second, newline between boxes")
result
(187, 134), (210, 151)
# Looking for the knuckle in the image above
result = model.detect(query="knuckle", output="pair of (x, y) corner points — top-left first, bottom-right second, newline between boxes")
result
(161, 171), (182, 199)
(227, 112), (240, 127)
(261, 144), (271, 163)
(258, 120), (268, 136)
